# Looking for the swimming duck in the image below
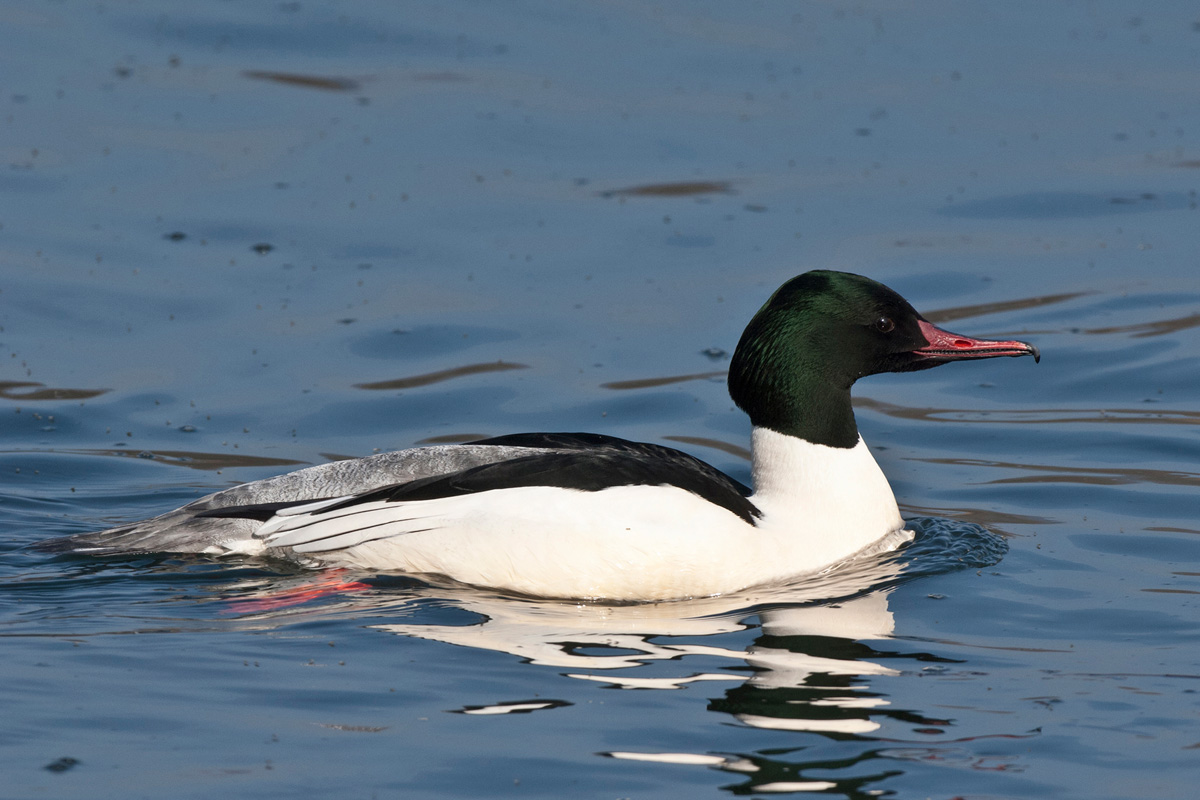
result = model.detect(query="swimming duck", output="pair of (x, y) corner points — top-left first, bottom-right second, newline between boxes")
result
(42, 270), (1038, 601)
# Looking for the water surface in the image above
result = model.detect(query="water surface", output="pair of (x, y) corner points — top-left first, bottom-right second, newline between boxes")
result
(2, 2), (1198, 798)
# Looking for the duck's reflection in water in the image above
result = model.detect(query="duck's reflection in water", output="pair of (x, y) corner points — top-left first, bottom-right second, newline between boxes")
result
(380, 585), (969, 796)
(220, 524), (1004, 796)
(373, 588), (895, 715)
(374, 582), (944, 794)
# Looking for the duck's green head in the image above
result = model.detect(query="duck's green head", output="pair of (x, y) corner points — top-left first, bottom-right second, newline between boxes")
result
(729, 270), (1038, 447)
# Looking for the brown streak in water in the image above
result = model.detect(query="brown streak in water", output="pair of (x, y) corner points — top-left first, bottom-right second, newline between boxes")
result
(242, 70), (360, 91)
(599, 181), (733, 198)
(875, 732), (1038, 746)
(70, 449), (307, 471)
(1061, 671), (1200, 680)
(1081, 312), (1200, 339)
(415, 433), (491, 445)
(913, 456), (1200, 489)
(855, 396), (1200, 426)
(922, 291), (1089, 324)
(355, 361), (528, 390)
(601, 371), (726, 390)
(897, 503), (1057, 529)
(0, 381), (110, 401)
(662, 435), (751, 461)
(317, 453), (355, 463)
(898, 635), (1073, 653)
(931, 704), (1016, 715)
(1150, 527), (1200, 535)
(984, 475), (1140, 486)
(1141, 588), (1200, 595)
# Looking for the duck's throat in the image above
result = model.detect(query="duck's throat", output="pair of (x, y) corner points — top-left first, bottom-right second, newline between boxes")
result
(740, 380), (860, 449)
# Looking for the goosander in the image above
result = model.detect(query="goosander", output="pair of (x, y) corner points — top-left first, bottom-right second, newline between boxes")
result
(41, 271), (1038, 601)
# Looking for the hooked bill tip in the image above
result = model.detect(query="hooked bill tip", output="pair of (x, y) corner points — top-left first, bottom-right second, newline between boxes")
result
(914, 319), (1039, 363)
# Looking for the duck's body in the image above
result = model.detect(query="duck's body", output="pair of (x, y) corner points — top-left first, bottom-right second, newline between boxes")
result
(41, 271), (1037, 601)
(256, 430), (903, 600)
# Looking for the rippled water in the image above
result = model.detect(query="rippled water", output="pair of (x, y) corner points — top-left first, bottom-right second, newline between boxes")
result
(3, 2), (1199, 798)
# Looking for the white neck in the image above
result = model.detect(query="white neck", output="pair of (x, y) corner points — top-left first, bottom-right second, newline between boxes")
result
(748, 427), (905, 570)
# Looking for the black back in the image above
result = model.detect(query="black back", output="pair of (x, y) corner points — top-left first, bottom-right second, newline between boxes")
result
(203, 433), (761, 526)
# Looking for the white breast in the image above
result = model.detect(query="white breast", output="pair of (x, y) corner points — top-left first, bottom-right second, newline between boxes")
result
(747, 428), (907, 574)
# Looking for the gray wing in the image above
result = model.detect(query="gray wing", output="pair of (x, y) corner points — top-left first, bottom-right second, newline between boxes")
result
(36, 444), (554, 555)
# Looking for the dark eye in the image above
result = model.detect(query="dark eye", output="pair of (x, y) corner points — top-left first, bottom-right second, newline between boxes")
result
(874, 316), (895, 333)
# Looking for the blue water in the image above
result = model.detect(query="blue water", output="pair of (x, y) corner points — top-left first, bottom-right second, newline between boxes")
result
(3, 1), (1199, 798)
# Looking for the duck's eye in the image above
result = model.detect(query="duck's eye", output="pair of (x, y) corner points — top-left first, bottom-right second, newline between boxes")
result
(874, 316), (895, 334)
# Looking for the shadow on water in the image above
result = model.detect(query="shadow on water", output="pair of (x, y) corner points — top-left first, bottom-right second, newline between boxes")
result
(0, 382), (110, 401)
(241, 70), (361, 92)
(920, 291), (1090, 325)
(854, 396), (1200, 428)
(939, 191), (1197, 219)
(354, 361), (529, 391)
(598, 181), (736, 198)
